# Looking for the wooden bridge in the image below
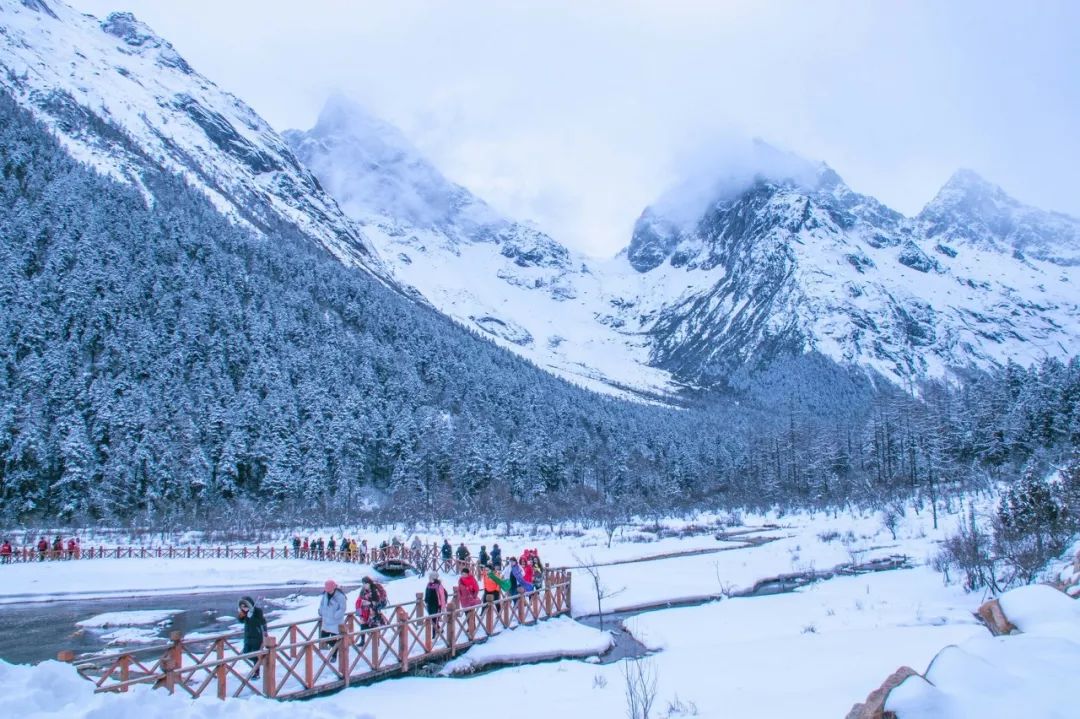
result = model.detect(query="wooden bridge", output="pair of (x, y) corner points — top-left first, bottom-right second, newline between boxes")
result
(60, 569), (573, 701)
(2, 542), (487, 575)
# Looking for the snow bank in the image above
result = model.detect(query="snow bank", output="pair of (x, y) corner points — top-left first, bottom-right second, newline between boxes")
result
(621, 567), (984, 718)
(440, 616), (613, 674)
(0, 659), (362, 719)
(884, 584), (1080, 718)
(997, 583), (1080, 640)
(76, 610), (181, 628)
(0, 558), (373, 604)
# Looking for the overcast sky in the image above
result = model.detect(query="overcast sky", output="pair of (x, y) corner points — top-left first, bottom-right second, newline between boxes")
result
(73, 0), (1080, 257)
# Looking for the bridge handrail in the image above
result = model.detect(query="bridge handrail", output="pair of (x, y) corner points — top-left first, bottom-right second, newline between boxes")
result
(63, 569), (574, 701)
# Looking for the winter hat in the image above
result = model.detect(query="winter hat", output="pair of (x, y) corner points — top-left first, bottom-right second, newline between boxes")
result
(429, 571), (439, 581)
(238, 596), (256, 611)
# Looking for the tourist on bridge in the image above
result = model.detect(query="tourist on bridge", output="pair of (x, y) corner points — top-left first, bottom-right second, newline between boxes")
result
(66, 537), (79, 559)
(482, 564), (508, 605)
(441, 539), (452, 562)
(507, 556), (533, 596)
(292, 536), (301, 557)
(301, 537), (310, 556)
(354, 593), (378, 646)
(410, 535), (423, 557)
(36, 536), (48, 561)
(237, 596), (268, 678)
(318, 579), (347, 661)
(424, 571), (448, 633)
(361, 575), (388, 612)
(52, 535), (63, 559)
(455, 542), (471, 565)
(490, 543), (502, 569)
(478, 545), (490, 567)
(0, 539), (12, 563)
(327, 537), (336, 555)
(457, 567), (480, 609)
(531, 554), (545, 590)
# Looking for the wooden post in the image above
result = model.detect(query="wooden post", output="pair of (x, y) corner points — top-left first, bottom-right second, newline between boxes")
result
(485, 598), (496, 635)
(166, 631), (182, 694)
(467, 605), (477, 639)
(397, 609), (410, 672)
(215, 639), (227, 700)
(290, 624), (299, 660)
(119, 654), (131, 693)
(304, 641), (314, 689)
(338, 626), (351, 685)
(447, 599), (458, 656)
(371, 626), (381, 671)
(263, 636), (277, 698)
(415, 593), (424, 621)
(544, 584), (553, 617)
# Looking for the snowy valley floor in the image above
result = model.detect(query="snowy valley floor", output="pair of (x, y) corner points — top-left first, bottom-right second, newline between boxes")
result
(2, 506), (1078, 718)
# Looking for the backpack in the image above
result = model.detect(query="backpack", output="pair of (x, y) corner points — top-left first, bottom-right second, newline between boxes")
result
(372, 582), (388, 609)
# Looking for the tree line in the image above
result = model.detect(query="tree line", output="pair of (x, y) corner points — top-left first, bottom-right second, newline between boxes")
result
(0, 90), (1077, 531)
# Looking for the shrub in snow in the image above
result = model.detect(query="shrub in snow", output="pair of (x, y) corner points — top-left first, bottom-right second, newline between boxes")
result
(994, 469), (1073, 585)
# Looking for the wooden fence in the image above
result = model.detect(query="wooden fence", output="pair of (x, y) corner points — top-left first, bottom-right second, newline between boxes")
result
(1, 543), (484, 574)
(61, 570), (573, 701)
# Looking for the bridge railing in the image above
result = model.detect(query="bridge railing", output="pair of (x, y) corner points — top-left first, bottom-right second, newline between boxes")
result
(0, 543), (495, 574)
(63, 569), (572, 701)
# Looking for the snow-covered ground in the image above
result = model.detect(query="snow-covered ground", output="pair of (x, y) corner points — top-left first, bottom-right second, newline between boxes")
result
(440, 616), (613, 675)
(2, 503), (1076, 718)
(0, 558), (373, 605)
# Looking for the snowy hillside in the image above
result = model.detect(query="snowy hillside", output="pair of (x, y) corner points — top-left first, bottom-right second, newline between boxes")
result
(286, 97), (683, 399)
(3, 0), (1075, 397)
(293, 98), (1078, 392)
(0, 0), (378, 271)
(622, 148), (1080, 385)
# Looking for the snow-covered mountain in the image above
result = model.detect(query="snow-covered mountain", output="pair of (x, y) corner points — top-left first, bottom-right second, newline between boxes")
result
(623, 151), (1079, 385)
(292, 99), (1078, 393)
(0, 0), (378, 271)
(4, 0), (1075, 399)
(285, 97), (683, 399)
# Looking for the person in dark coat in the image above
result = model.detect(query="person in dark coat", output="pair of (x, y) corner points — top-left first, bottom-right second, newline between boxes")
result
(441, 539), (452, 561)
(478, 545), (490, 567)
(424, 571), (448, 634)
(490, 543), (502, 569)
(238, 596), (268, 678)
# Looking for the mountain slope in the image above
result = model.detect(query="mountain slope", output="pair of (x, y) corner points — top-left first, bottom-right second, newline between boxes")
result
(286, 97), (682, 399)
(0, 0), (378, 270)
(917, 169), (1080, 266)
(622, 159), (1079, 385)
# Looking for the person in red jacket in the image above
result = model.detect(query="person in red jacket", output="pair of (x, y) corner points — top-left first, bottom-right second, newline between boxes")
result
(457, 567), (480, 609)
(0, 540), (12, 564)
(36, 537), (48, 561)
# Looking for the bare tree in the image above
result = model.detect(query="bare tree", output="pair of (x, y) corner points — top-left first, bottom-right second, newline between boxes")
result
(572, 551), (625, 629)
(623, 658), (658, 719)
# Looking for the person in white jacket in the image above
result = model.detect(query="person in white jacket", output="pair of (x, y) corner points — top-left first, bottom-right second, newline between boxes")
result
(319, 579), (347, 661)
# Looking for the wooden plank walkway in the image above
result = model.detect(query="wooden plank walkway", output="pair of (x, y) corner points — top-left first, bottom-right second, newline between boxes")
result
(61, 569), (573, 701)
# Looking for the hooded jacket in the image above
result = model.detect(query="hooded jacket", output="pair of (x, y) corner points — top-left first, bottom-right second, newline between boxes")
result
(239, 596), (267, 653)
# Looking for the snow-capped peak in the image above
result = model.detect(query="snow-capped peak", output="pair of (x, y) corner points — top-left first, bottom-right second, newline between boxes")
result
(918, 169), (1080, 265)
(0, 0), (379, 272)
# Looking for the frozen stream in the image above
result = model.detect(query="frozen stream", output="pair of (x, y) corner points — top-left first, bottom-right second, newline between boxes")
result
(0, 586), (321, 665)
